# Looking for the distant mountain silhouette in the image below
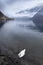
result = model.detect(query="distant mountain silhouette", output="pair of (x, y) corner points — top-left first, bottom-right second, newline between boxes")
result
(0, 11), (5, 17)
(0, 11), (14, 20)
(16, 5), (42, 14)
(29, 6), (41, 12)
(33, 6), (43, 31)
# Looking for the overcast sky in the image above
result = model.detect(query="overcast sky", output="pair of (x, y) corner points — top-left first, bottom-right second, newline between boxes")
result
(0, 0), (43, 17)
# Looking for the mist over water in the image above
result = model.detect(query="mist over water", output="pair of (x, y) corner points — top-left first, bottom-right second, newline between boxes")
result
(0, 20), (39, 42)
(0, 20), (43, 61)
(0, 19), (43, 45)
(0, 16), (43, 65)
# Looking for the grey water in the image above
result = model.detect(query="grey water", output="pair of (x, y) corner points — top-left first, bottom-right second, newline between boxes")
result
(0, 19), (43, 64)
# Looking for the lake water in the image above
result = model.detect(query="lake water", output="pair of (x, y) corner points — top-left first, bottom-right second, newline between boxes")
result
(0, 20), (43, 64)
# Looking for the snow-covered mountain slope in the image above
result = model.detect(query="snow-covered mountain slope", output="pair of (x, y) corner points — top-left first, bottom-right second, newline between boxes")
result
(16, 4), (43, 17)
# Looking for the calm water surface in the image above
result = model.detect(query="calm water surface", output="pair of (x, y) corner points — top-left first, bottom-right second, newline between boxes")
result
(0, 20), (43, 64)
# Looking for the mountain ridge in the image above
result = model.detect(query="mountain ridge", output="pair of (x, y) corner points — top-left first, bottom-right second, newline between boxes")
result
(16, 4), (43, 14)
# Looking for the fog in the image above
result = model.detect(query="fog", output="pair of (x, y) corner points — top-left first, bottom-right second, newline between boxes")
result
(0, 0), (43, 17)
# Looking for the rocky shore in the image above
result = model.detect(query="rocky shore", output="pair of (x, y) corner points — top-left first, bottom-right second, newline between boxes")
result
(0, 43), (41, 65)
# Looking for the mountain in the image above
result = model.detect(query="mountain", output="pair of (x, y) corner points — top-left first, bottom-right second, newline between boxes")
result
(0, 11), (14, 20)
(28, 6), (42, 12)
(0, 11), (14, 28)
(16, 5), (43, 18)
(16, 5), (42, 14)
(0, 11), (4, 17)
(33, 6), (43, 31)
